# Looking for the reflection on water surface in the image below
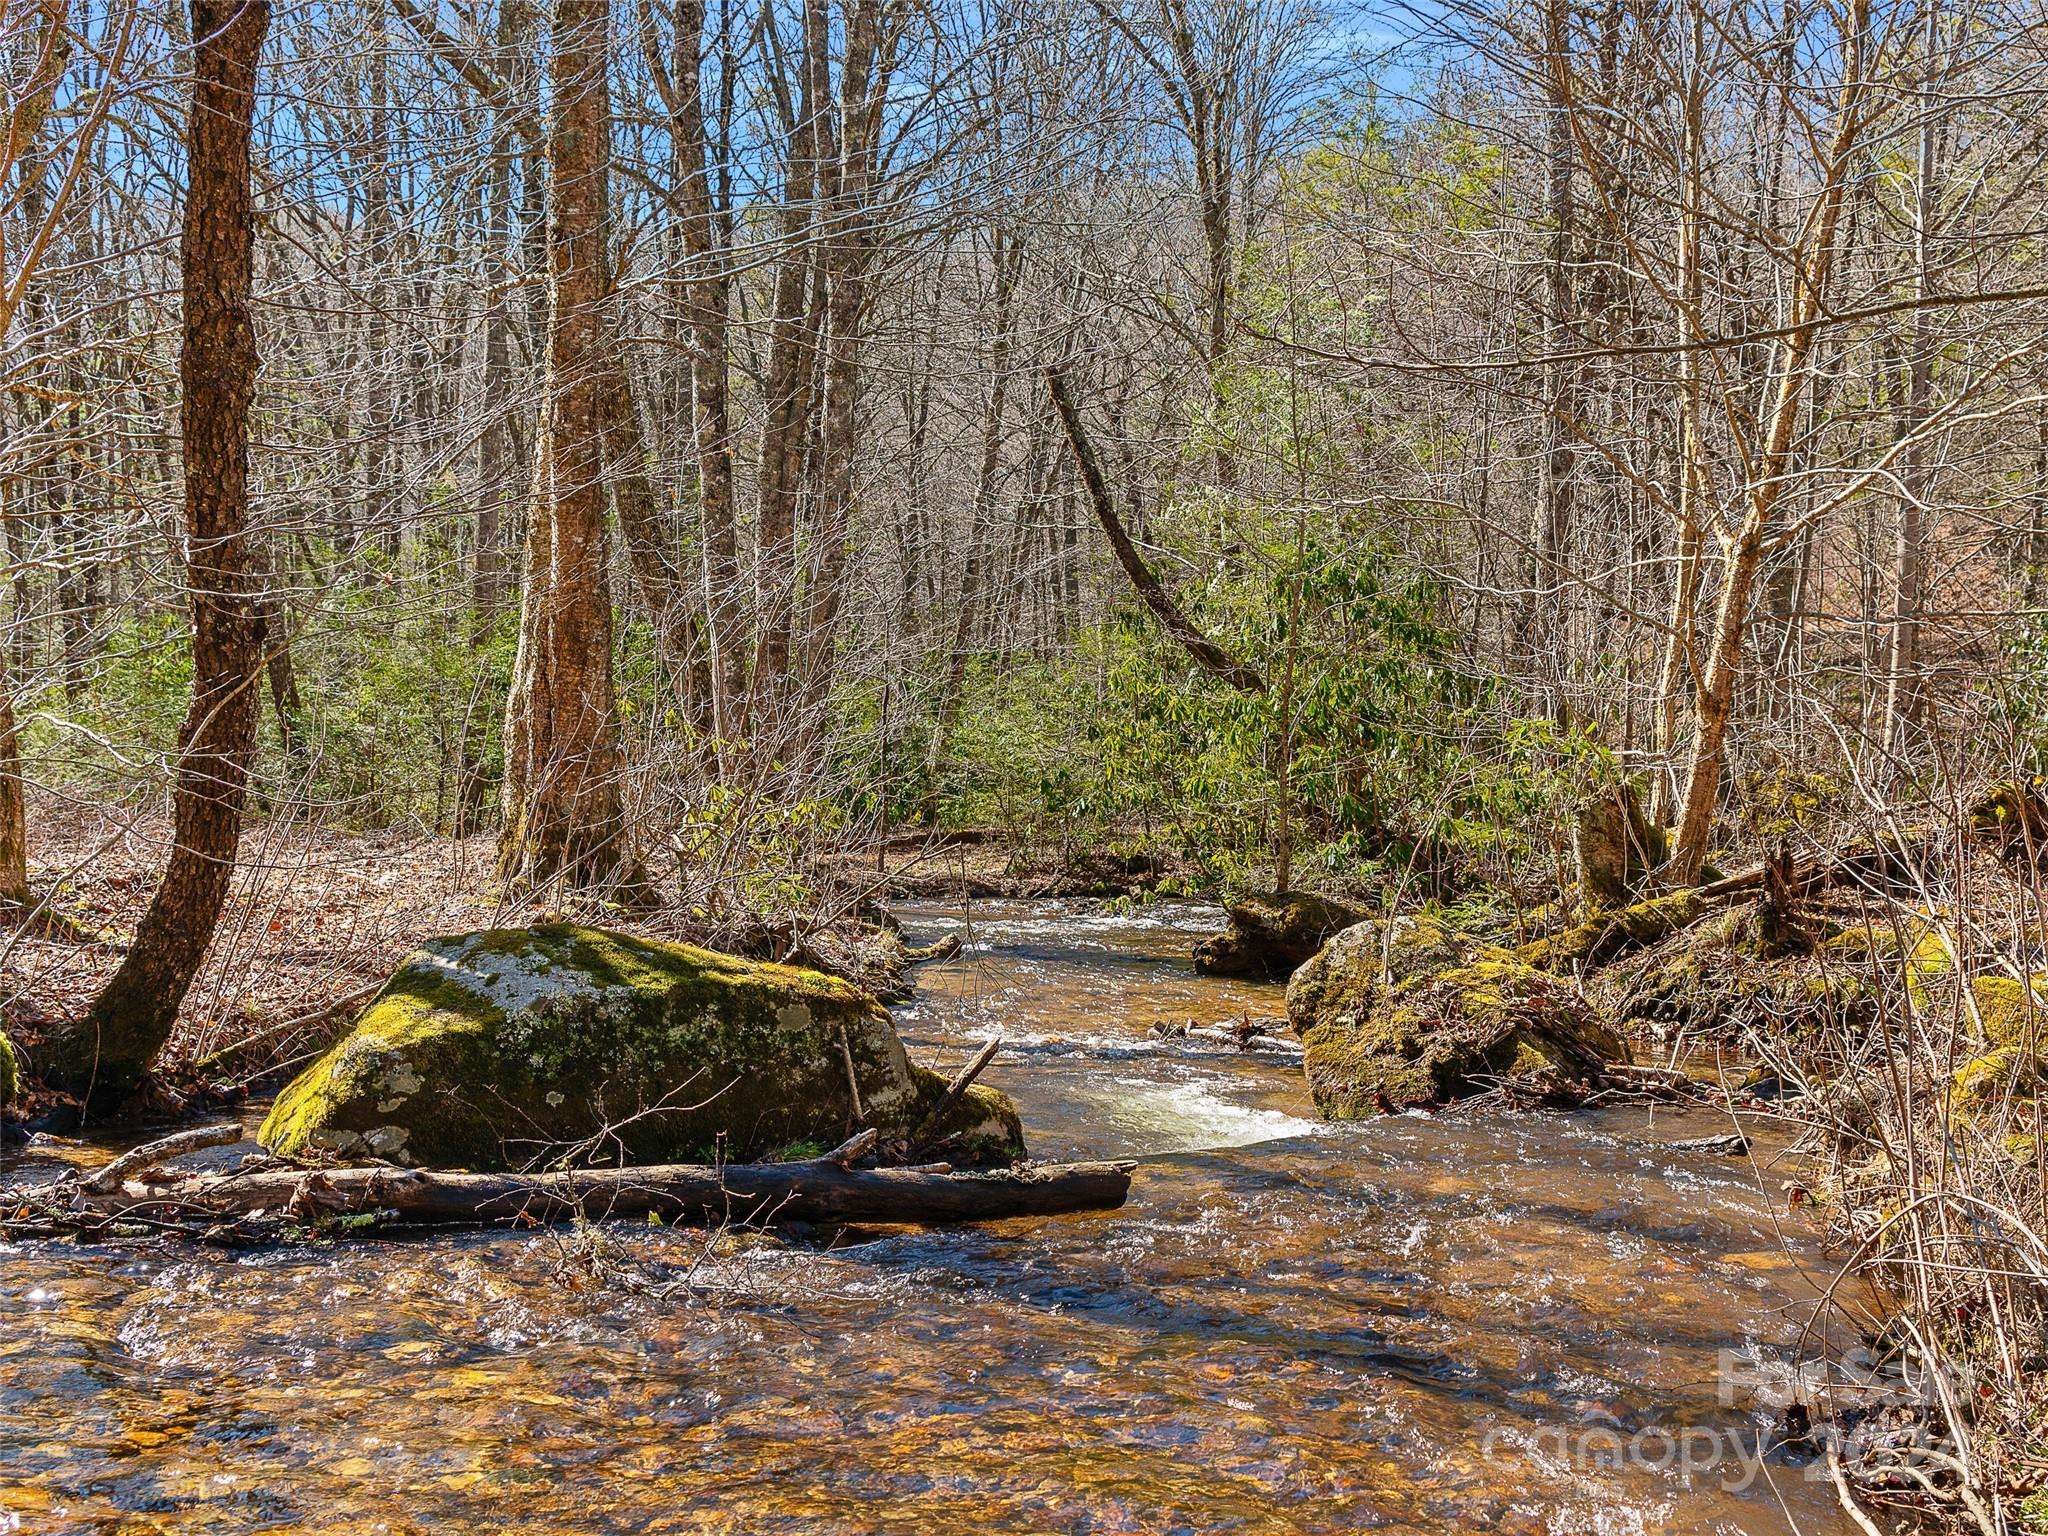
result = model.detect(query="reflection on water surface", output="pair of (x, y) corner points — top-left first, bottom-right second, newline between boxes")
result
(1, 900), (1852, 1534)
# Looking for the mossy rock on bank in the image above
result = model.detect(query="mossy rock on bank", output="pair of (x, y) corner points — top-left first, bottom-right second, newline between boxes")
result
(259, 925), (1024, 1172)
(1950, 1045), (2045, 1111)
(1516, 888), (1717, 973)
(1588, 905), (1960, 1042)
(1969, 974), (2046, 1050)
(0, 1030), (17, 1105)
(1285, 914), (1480, 1036)
(1194, 891), (1366, 981)
(1297, 951), (1624, 1118)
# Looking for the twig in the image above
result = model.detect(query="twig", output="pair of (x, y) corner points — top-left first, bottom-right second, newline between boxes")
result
(822, 1127), (877, 1168)
(81, 1122), (245, 1193)
(912, 1034), (1002, 1146)
(1828, 1444), (1891, 1536)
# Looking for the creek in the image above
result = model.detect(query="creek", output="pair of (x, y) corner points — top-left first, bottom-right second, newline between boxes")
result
(0, 900), (1855, 1534)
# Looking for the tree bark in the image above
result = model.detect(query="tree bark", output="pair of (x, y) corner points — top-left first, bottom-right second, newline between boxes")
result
(1669, 0), (1872, 882)
(1881, 3), (1944, 763)
(665, 0), (742, 745)
(793, 0), (895, 751)
(43, 0), (271, 1104)
(748, 0), (828, 730)
(922, 231), (1023, 815)
(498, 0), (636, 892)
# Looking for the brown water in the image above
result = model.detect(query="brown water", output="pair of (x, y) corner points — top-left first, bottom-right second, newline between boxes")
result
(0, 900), (1856, 1535)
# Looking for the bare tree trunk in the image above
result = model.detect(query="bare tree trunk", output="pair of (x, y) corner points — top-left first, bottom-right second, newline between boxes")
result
(456, 31), (524, 836)
(1648, 27), (1707, 830)
(44, 0), (271, 1104)
(498, 0), (636, 892)
(666, 0), (742, 746)
(1669, 0), (1872, 881)
(1517, 0), (1578, 716)
(748, 0), (827, 729)
(363, 0), (399, 559)
(1881, 4), (1944, 762)
(0, 473), (28, 904)
(922, 231), (1022, 814)
(793, 0), (893, 748)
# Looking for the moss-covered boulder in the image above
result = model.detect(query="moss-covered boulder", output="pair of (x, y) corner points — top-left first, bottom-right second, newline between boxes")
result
(0, 1029), (17, 1106)
(1970, 974), (2045, 1050)
(1297, 950), (1624, 1118)
(1517, 888), (1717, 972)
(1284, 914), (1478, 1035)
(1950, 1045), (2044, 1111)
(1193, 890), (1366, 980)
(259, 925), (1024, 1172)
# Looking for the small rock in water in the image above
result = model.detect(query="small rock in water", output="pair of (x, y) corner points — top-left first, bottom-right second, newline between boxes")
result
(1670, 1132), (1750, 1157)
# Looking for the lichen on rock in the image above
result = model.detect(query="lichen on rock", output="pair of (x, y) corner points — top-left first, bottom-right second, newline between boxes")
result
(258, 924), (1026, 1171)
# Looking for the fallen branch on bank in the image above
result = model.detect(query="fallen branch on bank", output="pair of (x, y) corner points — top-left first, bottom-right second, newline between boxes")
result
(5, 1144), (1137, 1242)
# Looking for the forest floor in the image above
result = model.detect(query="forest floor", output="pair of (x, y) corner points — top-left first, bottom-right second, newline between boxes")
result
(0, 792), (529, 1091)
(0, 795), (1184, 1103)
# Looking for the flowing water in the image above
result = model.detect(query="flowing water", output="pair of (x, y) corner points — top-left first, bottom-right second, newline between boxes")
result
(0, 901), (1857, 1535)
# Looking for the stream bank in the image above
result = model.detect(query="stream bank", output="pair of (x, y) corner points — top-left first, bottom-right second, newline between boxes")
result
(0, 899), (1856, 1534)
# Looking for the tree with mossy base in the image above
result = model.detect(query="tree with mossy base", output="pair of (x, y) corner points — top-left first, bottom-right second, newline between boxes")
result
(39, 0), (269, 1109)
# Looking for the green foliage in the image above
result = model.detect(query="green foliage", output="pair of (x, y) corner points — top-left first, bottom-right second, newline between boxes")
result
(37, 580), (515, 831)
(1999, 607), (2048, 770)
(932, 535), (1601, 894)
(673, 782), (844, 917)
(1732, 757), (1844, 843)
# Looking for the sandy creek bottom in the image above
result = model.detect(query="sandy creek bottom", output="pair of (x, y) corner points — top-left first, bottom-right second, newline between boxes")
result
(0, 900), (1861, 1535)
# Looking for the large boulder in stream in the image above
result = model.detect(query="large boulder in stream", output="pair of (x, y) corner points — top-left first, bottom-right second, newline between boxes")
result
(258, 925), (1024, 1172)
(1193, 890), (1366, 980)
(1288, 918), (1624, 1117)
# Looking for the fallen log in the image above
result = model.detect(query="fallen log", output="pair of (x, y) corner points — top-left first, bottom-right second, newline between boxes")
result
(82, 1121), (244, 1193)
(28, 1149), (1136, 1237)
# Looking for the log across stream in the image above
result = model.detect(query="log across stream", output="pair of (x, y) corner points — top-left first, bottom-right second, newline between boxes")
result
(0, 900), (1865, 1535)
(39, 1146), (1134, 1233)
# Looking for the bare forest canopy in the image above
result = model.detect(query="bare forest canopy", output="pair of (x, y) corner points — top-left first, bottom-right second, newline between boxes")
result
(7, 0), (2048, 911)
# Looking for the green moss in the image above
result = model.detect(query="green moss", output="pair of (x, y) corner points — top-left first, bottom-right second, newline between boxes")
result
(0, 1029), (16, 1105)
(1194, 890), (1366, 979)
(1518, 888), (1713, 972)
(1970, 975), (2045, 1050)
(1951, 1046), (2044, 1110)
(1300, 953), (1621, 1119)
(259, 924), (1025, 1171)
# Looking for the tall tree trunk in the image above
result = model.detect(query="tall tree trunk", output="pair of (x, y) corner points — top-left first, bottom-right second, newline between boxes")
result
(794, 0), (895, 750)
(498, 0), (635, 892)
(1881, 3), (1943, 763)
(1648, 24), (1707, 830)
(1517, 0), (1578, 717)
(748, 0), (827, 731)
(44, 0), (271, 1104)
(922, 232), (1022, 814)
(363, 0), (399, 559)
(0, 469), (29, 906)
(1669, 0), (1871, 881)
(667, 0), (741, 747)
